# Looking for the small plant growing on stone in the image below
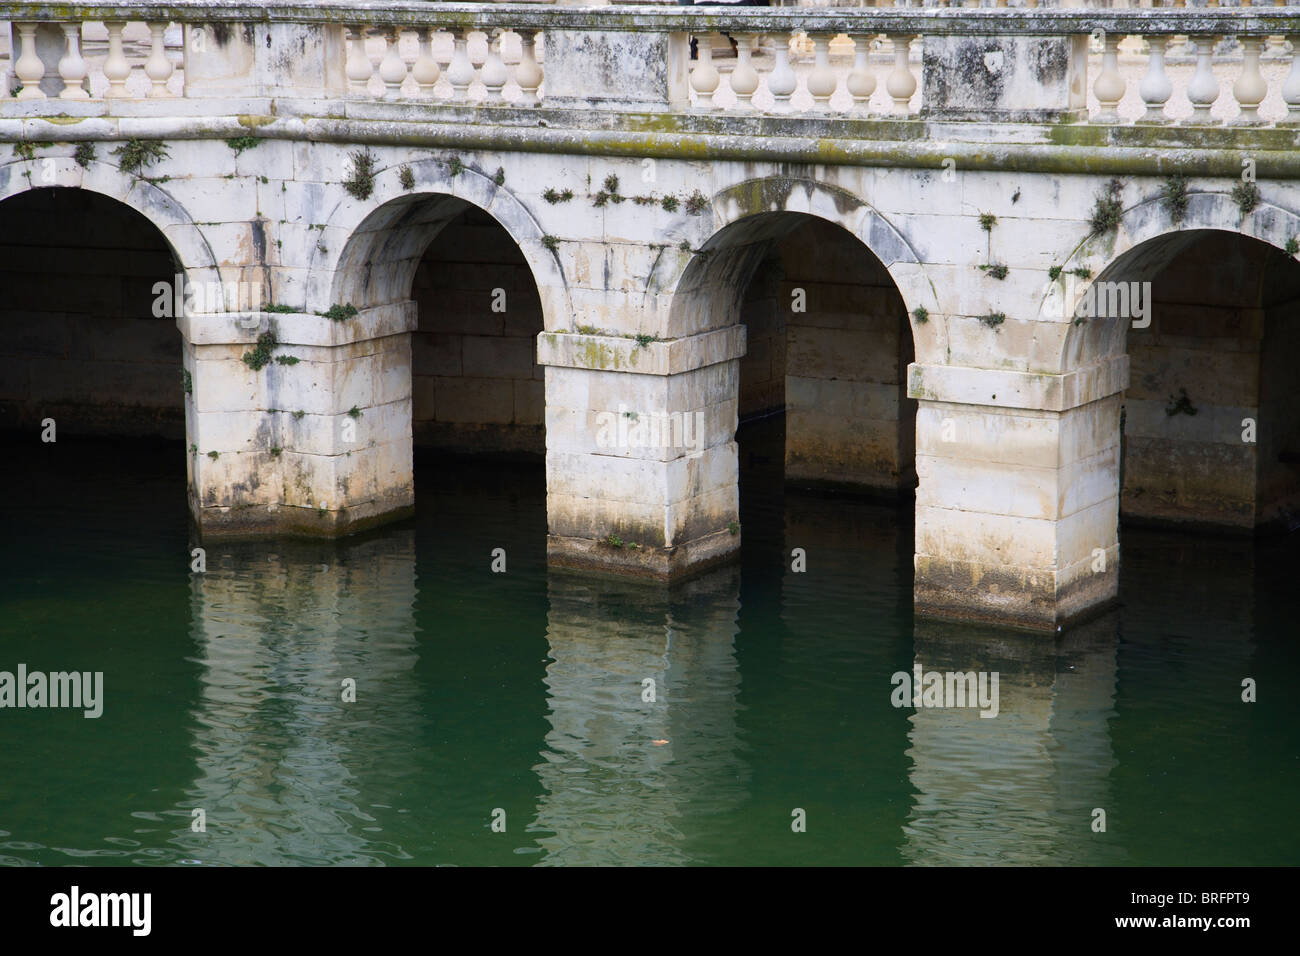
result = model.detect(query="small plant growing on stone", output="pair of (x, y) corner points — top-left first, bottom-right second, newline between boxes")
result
(270, 446), (282, 457)
(264, 304), (297, 313)
(1089, 179), (1125, 236)
(678, 240), (692, 252)
(399, 165), (415, 191)
(685, 191), (709, 215)
(541, 235), (559, 251)
(293, 410), (306, 420)
(10, 85), (22, 98)
(634, 333), (658, 348)
(207, 451), (220, 460)
(1161, 174), (1189, 225)
(181, 369), (193, 395)
(979, 212), (996, 232)
(347, 406), (362, 419)
(1068, 267), (1093, 280)
(12, 141), (36, 162)
(979, 264), (1008, 280)
(602, 533), (625, 549)
(241, 330), (279, 371)
(661, 195), (679, 213)
(73, 143), (95, 168)
(113, 138), (169, 175)
(189, 443), (198, 455)
(447, 156), (464, 178)
(603, 174), (620, 195)
(343, 148), (377, 200)
(1287, 237), (1300, 256)
(226, 135), (260, 155)
(542, 188), (573, 204)
(275, 355), (300, 366)
(912, 306), (928, 325)
(980, 311), (1006, 329)
(317, 303), (358, 321)
(592, 191), (610, 208)
(575, 324), (602, 335)
(1048, 265), (1063, 281)
(1231, 180), (1260, 216)
(1165, 387), (1197, 417)
(727, 520), (740, 536)
(494, 167), (505, 186)
(633, 195), (656, 206)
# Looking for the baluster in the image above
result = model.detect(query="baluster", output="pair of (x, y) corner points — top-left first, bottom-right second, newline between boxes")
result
(447, 29), (476, 101)
(145, 22), (173, 97)
(767, 32), (798, 114)
(104, 22), (132, 97)
(1233, 37), (1267, 123)
(887, 34), (917, 113)
(14, 24), (47, 99)
(346, 26), (373, 93)
(847, 35), (876, 113)
(412, 28), (440, 98)
(1186, 35), (1220, 124)
(1266, 0), (1288, 57)
(58, 22), (90, 100)
(515, 31), (543, 106)
(481, 30), (508, 103)
(379, 28), (408, 99)
(1283, 35), (1300, 123)
(807, 34), (837, 110)
(1094, 33), (1125, 122)
(730, 34), (759, 111)
(433, 30), (454, 79)
(1138, 35), (1173, 122)
(690, 35), (720, 108)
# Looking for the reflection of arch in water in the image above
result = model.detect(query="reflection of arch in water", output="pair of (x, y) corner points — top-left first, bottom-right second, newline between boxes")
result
(529, 568), (748, 866)
(168, 533), (420, 866)
(901, 616), (1126, 866)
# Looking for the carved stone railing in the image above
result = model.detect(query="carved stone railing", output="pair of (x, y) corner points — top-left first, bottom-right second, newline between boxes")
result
(2, 3), (1300, 125)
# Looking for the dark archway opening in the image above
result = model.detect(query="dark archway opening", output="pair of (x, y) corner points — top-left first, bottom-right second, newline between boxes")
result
(0, 187), (182, 439)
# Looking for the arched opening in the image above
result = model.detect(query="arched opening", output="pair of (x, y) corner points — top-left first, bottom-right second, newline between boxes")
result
(0, 187), (183, 439)
(329, 192), (547, 559)
(1079, 229), (1300, 535)
(681, 210), (915, 587)
(0, 186), (189, 541)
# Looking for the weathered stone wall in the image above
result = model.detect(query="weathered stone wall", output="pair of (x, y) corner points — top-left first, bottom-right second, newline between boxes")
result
(411, 206), (544, 456)
(1256, 274), (1300, 532)
(737, 248), (784, 420)
(1122, 233), (1269, 529)
(0, 188), (181, 438)
(779, 218), (915, 494)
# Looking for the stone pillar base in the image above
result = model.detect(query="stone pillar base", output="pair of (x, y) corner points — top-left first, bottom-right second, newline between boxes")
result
(546, 526), (739, 583)
(914, 554), (1118, 633)
(193, 495), (414, 540)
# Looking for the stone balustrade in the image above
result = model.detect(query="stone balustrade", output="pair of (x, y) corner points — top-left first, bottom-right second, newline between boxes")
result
(3, 3), (1300, 123)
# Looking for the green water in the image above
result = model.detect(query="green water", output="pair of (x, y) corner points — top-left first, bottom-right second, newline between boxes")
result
(0, 422), (1296, 866)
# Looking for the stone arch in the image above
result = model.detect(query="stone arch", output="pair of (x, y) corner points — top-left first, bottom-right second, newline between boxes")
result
(0, 156), (222, 287)
(307, 156), (569, 324)
(662, 176), (923, 496)
(663, 176), (939, 362)
(1050, 190), (1300, 373)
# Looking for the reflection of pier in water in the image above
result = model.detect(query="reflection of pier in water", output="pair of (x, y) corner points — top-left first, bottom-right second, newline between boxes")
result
(172, 532), (420, 865)
(901, 618), (1127, 866)
(530, 568), (748, 865)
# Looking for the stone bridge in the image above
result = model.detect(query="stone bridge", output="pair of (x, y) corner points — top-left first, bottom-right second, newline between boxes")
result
(2, 1), (1299, 631)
